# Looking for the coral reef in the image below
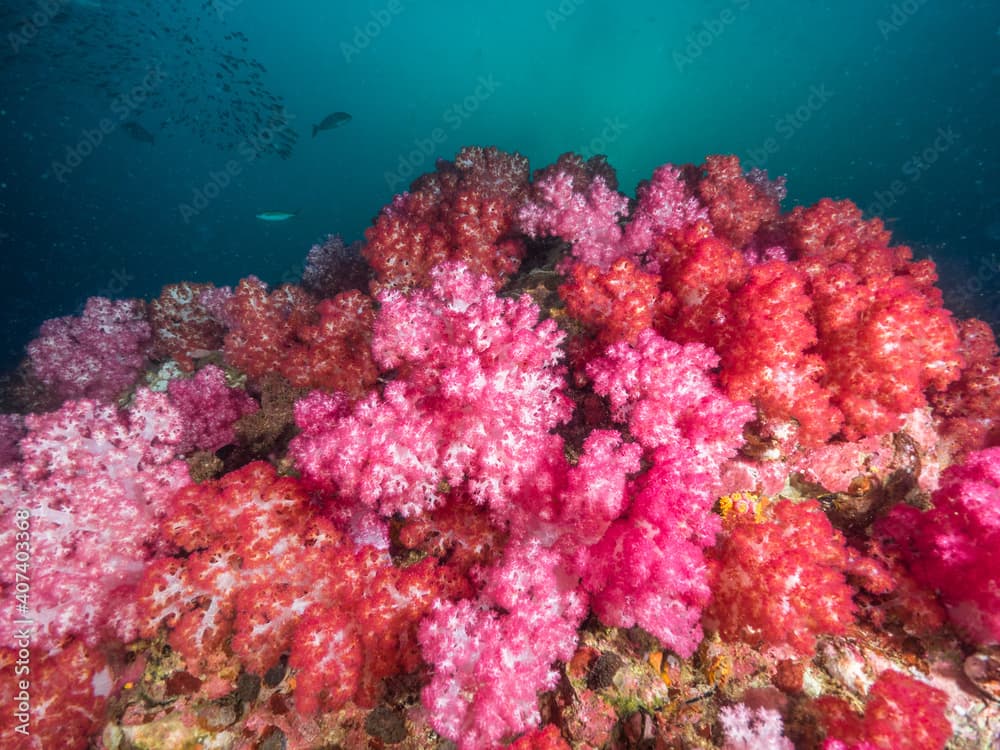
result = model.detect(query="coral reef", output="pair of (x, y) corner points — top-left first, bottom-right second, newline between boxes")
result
(1, 148), (998, 750)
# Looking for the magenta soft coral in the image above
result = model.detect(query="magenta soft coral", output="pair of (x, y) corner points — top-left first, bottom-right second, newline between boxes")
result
(580, 331), (753, 656)
(876, 446), (1000, 645)
(586, 328), (754, 463)
(27, 296), (151, 401)
(291, 261), (572, 517)
(0, 389), (189, 651)
(581, 451), (718, 657)
(166, 364), (258, 453)
(518, 156), (707, 273)
(518, 163), (631, 272)
(419, 541), (585, 750)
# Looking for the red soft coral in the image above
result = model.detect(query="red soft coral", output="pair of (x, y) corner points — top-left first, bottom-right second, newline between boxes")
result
(559, 257), (673, 351)
(364, 146), (530, 293)
(0, 640), (114, 750)
(692, 155), (783, 248)
(706, 498), (856, 656)
(930, 318), (1000, 455)
(136, 462), (468, 711)
(810, 269), (962, 439)
(149, 281), (227, 371)
(722, 260), (842, 447)
(222, 277), (377, 397)
(819, 669), (951, 750)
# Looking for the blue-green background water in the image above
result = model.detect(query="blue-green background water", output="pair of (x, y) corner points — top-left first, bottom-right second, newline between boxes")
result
(1, 0), (998, 370)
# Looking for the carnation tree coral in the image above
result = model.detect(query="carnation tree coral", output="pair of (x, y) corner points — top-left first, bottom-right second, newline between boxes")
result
(6, 148), (994, 749)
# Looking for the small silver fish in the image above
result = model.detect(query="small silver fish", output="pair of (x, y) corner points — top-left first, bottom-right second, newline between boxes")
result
(255, 210), (299, 221)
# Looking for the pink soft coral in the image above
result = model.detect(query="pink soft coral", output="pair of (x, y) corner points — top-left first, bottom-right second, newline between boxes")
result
(579, 331), (753, 656)
(291, 261), (572, 517)
(419, 541), (585, 750)
(166, 364), (258, 453)
(586, 328), (754, 463)
(27, 296), (151, 401)
(876, 446), (1000, 644)
(0, 390), (189, 651)
(518, 166), (631, 272)
(718, 703), (794, 750)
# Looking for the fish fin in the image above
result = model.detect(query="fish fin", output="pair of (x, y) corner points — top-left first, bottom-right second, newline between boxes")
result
(312, 124), (318, 138)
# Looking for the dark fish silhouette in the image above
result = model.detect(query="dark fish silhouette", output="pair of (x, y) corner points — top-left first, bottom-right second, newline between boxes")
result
(122, 121), (155, 145)
(312, 111), (352, 137)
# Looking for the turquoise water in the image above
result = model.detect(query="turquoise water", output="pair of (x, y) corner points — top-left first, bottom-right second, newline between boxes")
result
(0, 0), (997, 368)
